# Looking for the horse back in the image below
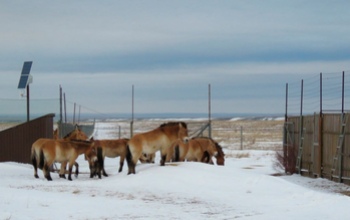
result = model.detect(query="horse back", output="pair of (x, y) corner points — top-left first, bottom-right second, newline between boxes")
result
(95, 139), (128, 157)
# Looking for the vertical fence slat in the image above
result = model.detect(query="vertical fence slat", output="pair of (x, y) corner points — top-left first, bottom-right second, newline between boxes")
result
(0, 114), (55, 164)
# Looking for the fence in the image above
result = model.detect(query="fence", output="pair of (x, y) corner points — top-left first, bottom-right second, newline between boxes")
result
(284, 70), (350, 184)
(284, 111), (350, 184)
(0, 114), (55, 164)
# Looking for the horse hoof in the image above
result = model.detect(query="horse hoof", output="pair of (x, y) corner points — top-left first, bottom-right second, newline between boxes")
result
(34, 174), (39, 178)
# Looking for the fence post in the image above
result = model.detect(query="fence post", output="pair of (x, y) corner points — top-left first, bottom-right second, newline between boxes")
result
(240, 126), (243, 150)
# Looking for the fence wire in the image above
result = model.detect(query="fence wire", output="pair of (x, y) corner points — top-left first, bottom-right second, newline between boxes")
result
(287, 71), (350, 116)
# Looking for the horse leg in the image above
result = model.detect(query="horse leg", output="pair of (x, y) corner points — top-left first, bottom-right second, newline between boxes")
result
(43, 162), (52, 181)
(99, 155), (108, 177)
(102, 168), (108, 177)
(160, 149), (167, 166)
(74, 162), (79, 177)
(59, 161), (67, 179)
(67, 163), (74, 181)
(31, 152), (39, 178)
(118, 155), (124, 173)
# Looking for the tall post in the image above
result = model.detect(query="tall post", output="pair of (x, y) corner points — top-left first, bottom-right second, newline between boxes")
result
(297, 79), (304, 174)
(320, 73), (322, 114)
(208, 84), (212, 138)
(73, 102), (76, 125)
(318, 73), (323, 177)
(59, 85), (63, 138)
(64, 93), (67, 123)
(240, 126), (243, 150)
(26, 84), (30, 122)
(342, 71), (345, 114)
(78, 105), (81, 124)
(130, 85), (134, 138)
(284, 83), (288, 173)
(285, 83), (288, 122)
(300, 79), (303, 118)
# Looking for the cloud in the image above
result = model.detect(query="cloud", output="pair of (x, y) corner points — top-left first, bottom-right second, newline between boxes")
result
(1, 1), (350, 116)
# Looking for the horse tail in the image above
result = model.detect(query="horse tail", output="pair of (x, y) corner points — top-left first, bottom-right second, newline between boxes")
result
(97, 146), (104, 174)
(31, 149), (37, 170)
(39, 149), (45, 170)
(174, 144), (180, 162)
(126, 144), (132, 165)
(126, 144), (136, 174)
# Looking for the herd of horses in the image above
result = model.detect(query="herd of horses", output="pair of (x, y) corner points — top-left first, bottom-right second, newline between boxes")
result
(31, 121), (225, 181)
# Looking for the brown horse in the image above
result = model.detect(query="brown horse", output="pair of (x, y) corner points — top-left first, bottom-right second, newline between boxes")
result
(31, 139), (102, 181)
(90, 138), (129, 176)
(172, 137), (225, 165)
(49, 125), (89, 175)
(126, 122), (189, 174)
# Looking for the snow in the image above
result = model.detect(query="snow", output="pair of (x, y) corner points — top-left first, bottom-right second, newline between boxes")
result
(1, 126), (350, 219)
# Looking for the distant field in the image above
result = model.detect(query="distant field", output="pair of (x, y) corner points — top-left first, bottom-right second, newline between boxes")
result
(0, 119), (284, 152)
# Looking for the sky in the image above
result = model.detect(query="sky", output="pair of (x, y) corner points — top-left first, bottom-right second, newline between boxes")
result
(1, 1), (350, 118)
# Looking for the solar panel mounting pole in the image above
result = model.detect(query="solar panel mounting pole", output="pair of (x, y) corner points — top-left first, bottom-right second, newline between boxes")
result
(17, 61), (33, 122)
(27, 84), (30, 121)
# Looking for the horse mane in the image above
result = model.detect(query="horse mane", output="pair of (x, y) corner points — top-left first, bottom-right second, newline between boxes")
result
(191, 136), (211, 140)
(191, 137), (225, 156)
(69, 139), (92, 144)
(215, 142), (225, 156)
(159, 121), (187, 129)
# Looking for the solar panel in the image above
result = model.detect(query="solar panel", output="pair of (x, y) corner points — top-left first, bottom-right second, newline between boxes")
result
(17, 61), (33, 89)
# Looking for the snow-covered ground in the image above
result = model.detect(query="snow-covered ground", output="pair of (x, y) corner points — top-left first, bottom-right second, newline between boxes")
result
(1, 120), (350, 219)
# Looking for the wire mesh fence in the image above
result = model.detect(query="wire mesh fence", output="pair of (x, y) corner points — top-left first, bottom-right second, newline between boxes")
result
(287, 71), (350, 116)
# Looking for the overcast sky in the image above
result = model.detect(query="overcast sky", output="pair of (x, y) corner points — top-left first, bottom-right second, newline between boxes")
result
(1, 1), (350, 117)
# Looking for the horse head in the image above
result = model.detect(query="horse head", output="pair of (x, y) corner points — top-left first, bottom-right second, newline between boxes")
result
(85, 144), (103, 178)
(177, 122), (189, 143)
(70, 127), (89, 140)
(214, 142), (225, 166)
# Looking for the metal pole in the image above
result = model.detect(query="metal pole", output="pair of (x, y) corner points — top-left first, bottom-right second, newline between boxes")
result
(130, 85), (134, 138)
(297, 79), (304, 174)
(26, 84), (30, 122)
(59, 85), (63, 138)
(320, 73), (322, 114)
(240, 126), (243, 150)
(285, 83), (288, 122)
(78, 105), (81, 124)
(73, 102), (76, 125)
(208, 84), (211, 138)
(300, 79), (304, 117)
(342, 71), (345, 114)
(64, 93), (67, 123)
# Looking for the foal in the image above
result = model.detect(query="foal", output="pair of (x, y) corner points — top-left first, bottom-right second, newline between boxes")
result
(173, 137), (225, 165)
